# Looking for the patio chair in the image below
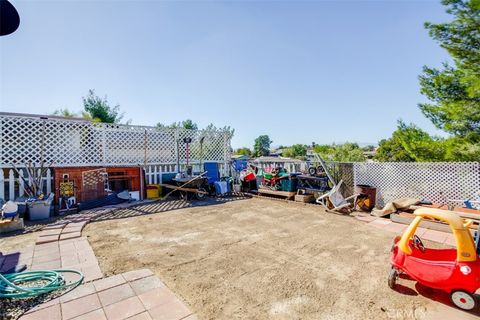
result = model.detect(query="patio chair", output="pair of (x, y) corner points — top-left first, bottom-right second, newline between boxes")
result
(204, 162), (220, 184)
(316, 180), (359, 213)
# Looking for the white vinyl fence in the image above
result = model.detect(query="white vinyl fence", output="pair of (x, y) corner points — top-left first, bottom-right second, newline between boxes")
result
(252, 160), (307, 173)
(353, 162), (480, 208)
(0, 113), (233, 200)
(143, 162), (229, 185)
(0, 168), (53, 201)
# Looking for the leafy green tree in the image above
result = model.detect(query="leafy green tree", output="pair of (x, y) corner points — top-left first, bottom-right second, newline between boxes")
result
(376, 121), (446, 162)
(419, 0), (480, 137)
(180, 119), (198, 130)
(378, 0), (480, 162)
(52, 108), (78, 118)
(235, 147), (252, 156)
(443, 136), (480, 161)
(375, 138), (415, 162)
(282, 144), (307, 159)
(375, 121), (480, 162)
(253, 135), (272, 157)
(82, 89), (124, 124)
(156, 119), (199, 130)
(313, 143), (366, 162)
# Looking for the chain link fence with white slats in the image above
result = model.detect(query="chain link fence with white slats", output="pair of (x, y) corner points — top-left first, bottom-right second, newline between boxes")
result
(353, 162), (480, 208)
(261, 160), (479, 209)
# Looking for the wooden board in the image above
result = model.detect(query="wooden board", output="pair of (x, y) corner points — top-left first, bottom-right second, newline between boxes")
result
(258, 188), (296, 199)
(295, 194), (314, 203)
(159, 183), (208, 194)
(391, 212), (478, 233)
(391, 213), (452, 233)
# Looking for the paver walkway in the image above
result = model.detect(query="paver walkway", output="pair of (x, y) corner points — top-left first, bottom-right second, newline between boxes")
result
(355, 213), (457, 247)
(35, 208), (117, 245)
(19, 269), (197, 320)
(1, 203), (195, 320)
(1, 237), (102, 282)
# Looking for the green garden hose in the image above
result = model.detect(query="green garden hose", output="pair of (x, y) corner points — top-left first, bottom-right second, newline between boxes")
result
(0, 269), (83, 298)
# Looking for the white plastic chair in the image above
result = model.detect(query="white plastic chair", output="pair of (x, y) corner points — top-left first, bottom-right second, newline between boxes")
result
(316, 180), (359, 213)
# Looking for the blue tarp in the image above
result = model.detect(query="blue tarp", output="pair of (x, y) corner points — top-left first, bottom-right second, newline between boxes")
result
(232, 160), (248, 172)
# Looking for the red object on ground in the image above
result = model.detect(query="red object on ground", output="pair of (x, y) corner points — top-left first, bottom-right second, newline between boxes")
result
(244, 172), (256, 182)
(391, 241), (480, 294)
(389, 208), (480, 311)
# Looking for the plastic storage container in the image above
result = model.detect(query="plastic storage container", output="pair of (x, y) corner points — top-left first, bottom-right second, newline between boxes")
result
(28, 199), (53, 221)
(146, 185), (160, 198)
(281, 179), (298, 192)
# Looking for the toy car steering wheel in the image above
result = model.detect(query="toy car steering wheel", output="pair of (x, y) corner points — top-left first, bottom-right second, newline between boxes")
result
(413, 235), (425, 252)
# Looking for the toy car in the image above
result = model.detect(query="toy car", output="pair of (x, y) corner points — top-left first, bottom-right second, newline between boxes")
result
(389, 207), (480, 311)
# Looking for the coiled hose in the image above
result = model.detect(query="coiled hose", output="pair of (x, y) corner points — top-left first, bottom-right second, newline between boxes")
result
(0, 269), (83, 298)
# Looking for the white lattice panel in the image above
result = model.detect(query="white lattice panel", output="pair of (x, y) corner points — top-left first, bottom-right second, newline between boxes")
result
(103, 124), (147, 165)
(146, 128), (176, 164)
(0, 114), (232, 168)
(354, 162), (480, 207)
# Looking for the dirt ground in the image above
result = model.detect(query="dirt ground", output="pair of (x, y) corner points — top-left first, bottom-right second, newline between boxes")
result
(81, 198), (477, 320)
(0, 231), (36, 253)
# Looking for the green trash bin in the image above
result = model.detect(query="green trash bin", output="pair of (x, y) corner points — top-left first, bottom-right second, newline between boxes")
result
(280, 179), (298, 192)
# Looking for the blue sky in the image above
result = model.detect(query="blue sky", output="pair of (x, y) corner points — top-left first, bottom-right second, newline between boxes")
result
(0, 0), (451, 149)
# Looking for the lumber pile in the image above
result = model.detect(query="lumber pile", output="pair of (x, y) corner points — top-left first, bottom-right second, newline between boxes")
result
(390, 203), (480, 232)
(258, 187), (296, 200)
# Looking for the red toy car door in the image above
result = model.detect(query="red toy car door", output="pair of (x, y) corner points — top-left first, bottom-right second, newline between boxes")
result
(404, 250), (456, 285)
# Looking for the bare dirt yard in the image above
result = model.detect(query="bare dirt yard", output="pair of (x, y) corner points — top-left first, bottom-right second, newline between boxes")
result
(5, 197), (474, 320)
(0, 231), (36, 253)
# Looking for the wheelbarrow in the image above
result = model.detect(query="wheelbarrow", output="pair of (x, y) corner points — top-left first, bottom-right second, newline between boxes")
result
(160, 172), (209, 200)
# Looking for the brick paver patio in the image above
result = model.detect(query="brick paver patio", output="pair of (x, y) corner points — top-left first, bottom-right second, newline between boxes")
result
(1, 237), (103, 282)
(2, 203), (195, 320)
(19, 269), (196, 320)
(355, 213), (458, 247)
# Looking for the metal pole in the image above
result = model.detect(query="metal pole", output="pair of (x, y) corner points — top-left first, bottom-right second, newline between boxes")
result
(175, 128), (180, 173)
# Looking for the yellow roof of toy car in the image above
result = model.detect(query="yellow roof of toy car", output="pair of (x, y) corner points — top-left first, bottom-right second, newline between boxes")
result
(397, 207), (477, 261)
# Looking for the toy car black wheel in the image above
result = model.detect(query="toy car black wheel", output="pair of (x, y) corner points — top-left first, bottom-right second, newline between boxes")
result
(388, 266), (398, 289)
(308, 167), (317, 175)
(195, 188), (207, 200)
(450, 290), (477, 311)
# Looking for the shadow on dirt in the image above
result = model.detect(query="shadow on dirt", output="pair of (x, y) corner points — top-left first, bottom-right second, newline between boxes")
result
(91, 193), (251, 223)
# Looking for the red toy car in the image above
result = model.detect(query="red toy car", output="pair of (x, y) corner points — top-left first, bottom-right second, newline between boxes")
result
(389, 208), (480, 311)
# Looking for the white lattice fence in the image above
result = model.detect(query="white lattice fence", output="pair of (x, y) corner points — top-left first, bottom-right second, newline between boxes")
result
(353, 162), (480, 208)
(0, 114), (232, 168)
(1, 168), (53, 201)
